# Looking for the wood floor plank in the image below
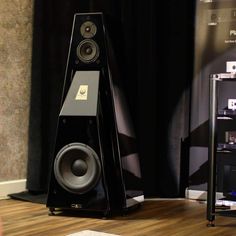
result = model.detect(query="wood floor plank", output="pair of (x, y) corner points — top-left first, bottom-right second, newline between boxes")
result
(1, 199), (236, 236)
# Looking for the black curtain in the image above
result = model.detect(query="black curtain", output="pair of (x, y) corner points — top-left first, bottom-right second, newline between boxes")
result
(27, 0), (195, 197)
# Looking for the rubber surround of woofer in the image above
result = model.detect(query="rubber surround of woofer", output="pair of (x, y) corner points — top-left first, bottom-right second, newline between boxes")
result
(54, 143), (101, 194)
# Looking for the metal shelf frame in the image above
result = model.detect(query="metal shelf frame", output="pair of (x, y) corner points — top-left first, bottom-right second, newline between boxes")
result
(207, 73), (236, 226)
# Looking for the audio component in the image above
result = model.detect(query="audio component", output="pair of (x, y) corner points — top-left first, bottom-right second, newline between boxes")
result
(46, 12), (144, 217)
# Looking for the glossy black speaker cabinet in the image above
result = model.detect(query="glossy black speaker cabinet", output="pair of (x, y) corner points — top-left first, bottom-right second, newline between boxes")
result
(46, 12), (144, 216)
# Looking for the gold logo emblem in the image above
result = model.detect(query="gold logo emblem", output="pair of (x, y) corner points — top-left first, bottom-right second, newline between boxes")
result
(75, 85), (88, 100)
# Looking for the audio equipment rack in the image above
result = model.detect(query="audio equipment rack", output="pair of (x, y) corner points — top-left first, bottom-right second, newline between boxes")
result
(207, 73), (236, 226)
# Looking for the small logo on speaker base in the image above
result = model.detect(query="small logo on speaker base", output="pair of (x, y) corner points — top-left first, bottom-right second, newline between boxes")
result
(75, 85), (88, 100)
(71, 203), (82, 209)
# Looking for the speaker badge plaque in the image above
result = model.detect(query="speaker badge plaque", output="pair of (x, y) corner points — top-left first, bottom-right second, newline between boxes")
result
(75, 85), (88, 100)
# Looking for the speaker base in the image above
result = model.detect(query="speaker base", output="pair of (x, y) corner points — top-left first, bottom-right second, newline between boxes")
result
(47, 202), (143, 218)
(48, 207), (112, 218)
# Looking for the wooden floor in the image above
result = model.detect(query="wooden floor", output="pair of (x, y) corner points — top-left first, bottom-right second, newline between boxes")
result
(1, 198), (236, 236)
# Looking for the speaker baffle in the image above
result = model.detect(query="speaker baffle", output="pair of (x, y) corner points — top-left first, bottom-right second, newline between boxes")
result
(80, 21), (97, 38)
(76, 39), (100, 63)
(54, 143), (101, 194)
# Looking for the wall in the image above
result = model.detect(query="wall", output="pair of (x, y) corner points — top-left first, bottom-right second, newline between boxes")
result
(0, 1), (33, 182)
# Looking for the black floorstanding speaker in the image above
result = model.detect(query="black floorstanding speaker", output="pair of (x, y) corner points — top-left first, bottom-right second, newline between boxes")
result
(46, 12), (144, 216)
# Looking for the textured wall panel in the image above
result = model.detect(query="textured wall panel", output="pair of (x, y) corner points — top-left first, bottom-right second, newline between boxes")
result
(0, 1), (33, 181)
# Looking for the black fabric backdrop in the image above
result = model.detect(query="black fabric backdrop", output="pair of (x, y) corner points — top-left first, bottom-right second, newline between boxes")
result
(27, 0), (195, 197)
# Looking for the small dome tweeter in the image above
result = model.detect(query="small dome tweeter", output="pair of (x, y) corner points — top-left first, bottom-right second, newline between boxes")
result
(77, 39), (100, 63)
(80, 21), (97, 38)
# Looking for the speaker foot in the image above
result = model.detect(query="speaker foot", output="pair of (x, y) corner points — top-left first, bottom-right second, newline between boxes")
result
(48, 208), (55, 216)
(207, 221), (215, 227)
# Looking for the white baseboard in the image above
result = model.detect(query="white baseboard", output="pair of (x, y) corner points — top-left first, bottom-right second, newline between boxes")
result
(0, 179), (26, 199)
(185, 188), (224, 201)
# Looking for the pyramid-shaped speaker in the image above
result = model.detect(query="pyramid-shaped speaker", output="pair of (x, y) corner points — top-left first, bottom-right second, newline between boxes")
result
(46, 12), (144, 217)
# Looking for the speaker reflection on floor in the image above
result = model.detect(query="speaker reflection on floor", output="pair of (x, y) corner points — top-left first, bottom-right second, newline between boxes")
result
(46, 12), (144, 217)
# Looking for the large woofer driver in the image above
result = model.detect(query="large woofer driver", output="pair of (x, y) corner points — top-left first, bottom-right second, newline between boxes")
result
(54, 143), (101, 194)
(76, 39), (99, 63)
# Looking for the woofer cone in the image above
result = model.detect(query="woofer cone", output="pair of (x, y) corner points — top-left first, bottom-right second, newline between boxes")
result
(76, 39), (99, 63)
(54, 143), (101, 194)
